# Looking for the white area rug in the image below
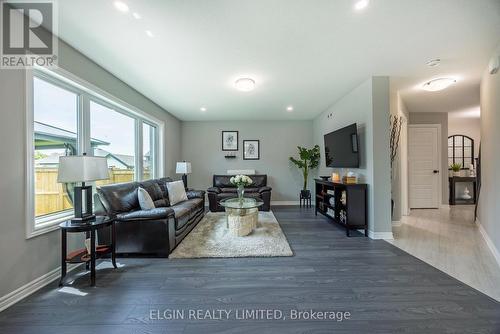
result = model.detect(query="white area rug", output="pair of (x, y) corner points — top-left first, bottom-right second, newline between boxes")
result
(169, 211), (293, 258)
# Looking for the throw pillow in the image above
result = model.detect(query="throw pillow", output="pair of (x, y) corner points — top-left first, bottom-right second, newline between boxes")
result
(167, 180), (188, 205)
(138, 187), (155, 210)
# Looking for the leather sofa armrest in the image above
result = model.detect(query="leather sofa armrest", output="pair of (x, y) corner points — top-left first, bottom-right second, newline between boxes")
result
(187, 190), (205, 199)
(116, 207), (174, 221)
(259, 186), (272, 194)
(207, 187), (221, 194)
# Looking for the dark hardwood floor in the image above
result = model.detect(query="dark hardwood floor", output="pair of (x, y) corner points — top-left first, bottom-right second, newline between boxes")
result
(0, 206), (499, 333)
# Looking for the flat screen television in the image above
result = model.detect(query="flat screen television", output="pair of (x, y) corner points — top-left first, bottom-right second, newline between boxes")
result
(324, 123), (359, 168)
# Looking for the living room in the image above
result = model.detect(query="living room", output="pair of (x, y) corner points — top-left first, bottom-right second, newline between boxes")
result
(0, 0), (499, 333)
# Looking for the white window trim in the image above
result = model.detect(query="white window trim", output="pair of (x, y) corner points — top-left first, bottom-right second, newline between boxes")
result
(25, 67), (165, 239)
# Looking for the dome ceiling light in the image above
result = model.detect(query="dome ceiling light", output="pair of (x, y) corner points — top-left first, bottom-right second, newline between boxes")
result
(234, 78), (256, 92)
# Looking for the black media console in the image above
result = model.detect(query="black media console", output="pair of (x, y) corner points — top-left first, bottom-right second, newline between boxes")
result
(314, 179), (368, 237)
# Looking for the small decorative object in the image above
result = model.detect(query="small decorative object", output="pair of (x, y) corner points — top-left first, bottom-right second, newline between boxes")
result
(328, 196), (335, 207)
(340, 191), (347, 206)
(450, 163), (462, 177)
(175, 161), (192, 188)
(469, 163), (475, 177)
(289, 145), (321, 203)
(224, 152), (237, 159)
(230, 174), (253, 202)
(462, 187), (472, 200)
(57, 154), (109, 224)
(331, 172), (340, 183)
(243, 140), (260, 160)
(342, 172), (357, 184)
(222, 131), (238, 151)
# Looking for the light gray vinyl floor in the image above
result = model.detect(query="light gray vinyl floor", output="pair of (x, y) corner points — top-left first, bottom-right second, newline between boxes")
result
(388, 205), (500, 302)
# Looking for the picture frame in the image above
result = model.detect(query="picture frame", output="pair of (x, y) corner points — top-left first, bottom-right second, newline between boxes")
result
(222, 131), (239, 151)
(243, 140), (260, 160)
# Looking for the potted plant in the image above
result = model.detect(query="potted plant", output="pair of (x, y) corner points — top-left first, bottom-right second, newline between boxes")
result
(289, 145), (321, 199)
(230, 175), (253, 202)
(450, 163), (462, 177)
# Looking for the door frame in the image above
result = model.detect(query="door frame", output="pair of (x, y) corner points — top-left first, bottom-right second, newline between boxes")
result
(408, 124), (442, 209)
(400, 113), (409, 216)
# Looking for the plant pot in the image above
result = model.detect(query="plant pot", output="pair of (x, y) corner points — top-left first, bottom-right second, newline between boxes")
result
(452, 171), (461, 177)
(300, 190), (311, 199)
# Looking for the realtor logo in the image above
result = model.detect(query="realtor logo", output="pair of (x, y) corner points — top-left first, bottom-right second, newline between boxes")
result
(1, 0), (58, 69)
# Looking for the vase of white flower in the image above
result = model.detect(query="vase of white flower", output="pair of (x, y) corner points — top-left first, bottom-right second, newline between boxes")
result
(230, 174), (253, 202)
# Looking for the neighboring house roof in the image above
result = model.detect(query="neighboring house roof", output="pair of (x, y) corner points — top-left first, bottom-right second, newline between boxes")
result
(94, 148), (135, 169)
(34, 121), (109, 150)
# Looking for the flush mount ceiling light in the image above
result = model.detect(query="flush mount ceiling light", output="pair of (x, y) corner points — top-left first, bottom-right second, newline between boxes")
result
(145, 30), (154, 38)
(422, 78), (457, 92)
(200, 107), (207, 112)
(113, 1), (129, 12)
(132, 12), (141, 19)
(234, 77), (256, 92)
(286, 106), (294, 112)
(426, 58), (441, 67)
(354, 0), (370, 11)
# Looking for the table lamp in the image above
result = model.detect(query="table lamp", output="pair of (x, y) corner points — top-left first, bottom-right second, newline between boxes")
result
(57, 154), (109, 224)
(176, 161), (192, 188)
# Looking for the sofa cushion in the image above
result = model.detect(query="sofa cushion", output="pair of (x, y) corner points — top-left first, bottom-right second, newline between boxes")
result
(167, 180), (188, 205)
(213, 175), (267, 188)
(116, 207), (174, 221)
(138, 187), (155, 210)
(156, 177), (173, 205)
(138, 180), (164, 201)
(97, 182), (140, 214)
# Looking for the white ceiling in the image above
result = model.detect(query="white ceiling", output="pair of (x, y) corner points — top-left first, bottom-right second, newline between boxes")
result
(56, 0), (500, 120)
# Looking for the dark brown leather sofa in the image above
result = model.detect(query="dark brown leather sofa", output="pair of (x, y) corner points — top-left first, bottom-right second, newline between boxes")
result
(95, 177), (205, 257)
(207, 175), (271, 212)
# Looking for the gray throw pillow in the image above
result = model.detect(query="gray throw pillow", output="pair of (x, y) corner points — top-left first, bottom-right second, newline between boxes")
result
(138, 187), (155, 210)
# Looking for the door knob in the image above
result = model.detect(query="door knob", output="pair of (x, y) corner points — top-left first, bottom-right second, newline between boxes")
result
(433, 170), (440, 174)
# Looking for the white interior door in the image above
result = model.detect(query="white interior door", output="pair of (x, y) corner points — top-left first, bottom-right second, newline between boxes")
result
(409, 125), (440, 208)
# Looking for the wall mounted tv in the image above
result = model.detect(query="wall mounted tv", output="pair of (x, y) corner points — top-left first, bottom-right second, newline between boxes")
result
(324, 123), (359, 168)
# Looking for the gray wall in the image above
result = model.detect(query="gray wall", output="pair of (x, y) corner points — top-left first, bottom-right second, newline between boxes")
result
(409, 112), (449, 205)
(0, 40), (181, 299)
(313, 77), (392, 235)
(390, 81), (409, 222)
(478, 53), (500, 253)
(181, 121), (313, 201)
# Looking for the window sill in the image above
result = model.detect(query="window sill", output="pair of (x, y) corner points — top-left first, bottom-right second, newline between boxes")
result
(26, 211), (73, 239)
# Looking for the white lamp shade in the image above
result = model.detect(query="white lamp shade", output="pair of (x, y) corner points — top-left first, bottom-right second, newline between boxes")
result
(176, 162), (192, 174)
(57, 156), (109, 183)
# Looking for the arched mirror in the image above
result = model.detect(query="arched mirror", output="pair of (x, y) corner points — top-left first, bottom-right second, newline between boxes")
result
(448, 135), (474, 169)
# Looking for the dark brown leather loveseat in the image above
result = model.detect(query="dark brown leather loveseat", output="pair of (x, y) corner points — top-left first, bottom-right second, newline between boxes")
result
(95, 177), (205, 257)
(207, 175), (271, 212)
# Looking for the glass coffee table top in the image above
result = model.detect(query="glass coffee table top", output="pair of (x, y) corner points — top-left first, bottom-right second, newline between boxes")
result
(219, 197), (264, 209)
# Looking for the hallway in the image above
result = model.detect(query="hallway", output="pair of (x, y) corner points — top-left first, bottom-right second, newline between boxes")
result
(388, 206), (500, 301)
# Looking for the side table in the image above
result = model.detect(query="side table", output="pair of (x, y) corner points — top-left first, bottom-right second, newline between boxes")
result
(59, 216), (116, 287)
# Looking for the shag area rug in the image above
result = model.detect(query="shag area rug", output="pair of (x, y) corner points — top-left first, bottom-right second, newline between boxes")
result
(169, 211), (293, 258)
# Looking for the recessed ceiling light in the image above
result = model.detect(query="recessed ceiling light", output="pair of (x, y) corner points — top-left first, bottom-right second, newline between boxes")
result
(145, 30), (154, 38)
(426, 58), (441, 67)
(132, 12), (141, 19)
(287, 106), (294, 112)
(422, 78), (457, 92)
(354, 0), (369, 11)
(200, 107), (207, 112)
(113, 1), (129, 13)
(234, 77), (256, 92)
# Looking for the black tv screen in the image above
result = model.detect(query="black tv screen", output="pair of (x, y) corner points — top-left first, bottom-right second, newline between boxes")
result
(324, 123), (359, 168)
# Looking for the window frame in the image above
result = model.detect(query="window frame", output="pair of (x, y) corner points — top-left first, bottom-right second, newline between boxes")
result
(26, 67), (164, 238)
(448, 134), (474, 170)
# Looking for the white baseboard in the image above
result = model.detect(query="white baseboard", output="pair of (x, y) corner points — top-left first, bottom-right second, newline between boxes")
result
(271, 201), (303, 206)
(0, 263), (82, 313)
(368, 230), (394, 240)
(476, 219), (500, 267)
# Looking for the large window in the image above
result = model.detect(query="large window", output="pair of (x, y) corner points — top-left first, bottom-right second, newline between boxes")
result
(91, 101), (136, 186)
(33, 77), (77, 219)
(28, 70), (162, 237)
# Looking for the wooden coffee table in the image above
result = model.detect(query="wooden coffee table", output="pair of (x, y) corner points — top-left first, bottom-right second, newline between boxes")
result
(219, 198), (264, 236)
